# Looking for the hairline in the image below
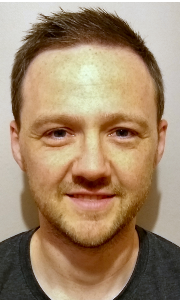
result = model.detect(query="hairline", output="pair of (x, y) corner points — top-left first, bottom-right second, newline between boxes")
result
(18, 42), (159, 130)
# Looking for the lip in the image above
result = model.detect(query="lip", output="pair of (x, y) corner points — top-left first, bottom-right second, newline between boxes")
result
(66, 192), (115, 211)
(67, 190), (115, 196)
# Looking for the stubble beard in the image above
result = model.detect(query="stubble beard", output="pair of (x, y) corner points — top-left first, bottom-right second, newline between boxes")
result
(28, 173), (153, 249)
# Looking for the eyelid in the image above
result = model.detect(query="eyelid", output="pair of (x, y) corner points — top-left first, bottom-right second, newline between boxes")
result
(41, 128), (76, 147)
(108, 127), (137, 138)
(44, 128), (75, 140)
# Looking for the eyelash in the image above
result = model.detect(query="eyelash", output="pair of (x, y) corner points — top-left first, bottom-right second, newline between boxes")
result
(45, 128), (136, 140)
(45, 129), (72, 139)
(109, 128), (136, 139)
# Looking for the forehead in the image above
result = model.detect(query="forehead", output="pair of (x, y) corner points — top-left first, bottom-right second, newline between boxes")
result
(21, 45), (156, 123)
(24, 44), (153, 85)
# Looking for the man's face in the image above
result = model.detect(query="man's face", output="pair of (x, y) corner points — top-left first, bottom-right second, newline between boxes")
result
(11, 45), (167, 247)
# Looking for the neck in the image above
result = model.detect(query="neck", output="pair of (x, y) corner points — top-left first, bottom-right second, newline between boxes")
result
(30, 216), (139, 300)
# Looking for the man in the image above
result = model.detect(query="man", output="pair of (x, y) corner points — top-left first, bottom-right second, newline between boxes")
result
(0, 7), (180, 299)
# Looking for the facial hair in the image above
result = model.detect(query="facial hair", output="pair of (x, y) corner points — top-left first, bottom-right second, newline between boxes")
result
(28, 172), (153, 249)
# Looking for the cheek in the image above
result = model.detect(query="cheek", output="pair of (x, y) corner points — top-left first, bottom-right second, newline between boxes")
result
(22, 146), (76, 185)
(110, 144), (157, 189)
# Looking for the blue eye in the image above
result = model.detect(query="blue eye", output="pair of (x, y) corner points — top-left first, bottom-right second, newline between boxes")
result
(116, 129), (129, 137)
(52, 129), (67, 138)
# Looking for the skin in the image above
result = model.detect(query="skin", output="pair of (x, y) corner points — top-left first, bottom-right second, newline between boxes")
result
(10, 45), (167, 299)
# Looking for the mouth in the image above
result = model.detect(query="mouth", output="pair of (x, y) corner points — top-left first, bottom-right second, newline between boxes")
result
(66, 193), (115, 210)
(68, 194), (114, 200)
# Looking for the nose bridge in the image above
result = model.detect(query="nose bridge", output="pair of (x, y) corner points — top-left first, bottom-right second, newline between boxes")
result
(72, 130), (110, 180)
(85, 131), (105, 165)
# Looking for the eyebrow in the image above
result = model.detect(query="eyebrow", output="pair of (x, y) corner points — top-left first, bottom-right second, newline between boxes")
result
(102, 113), (149, 130)
(30, 114), (83, 131)
(30, 112), (149, 131)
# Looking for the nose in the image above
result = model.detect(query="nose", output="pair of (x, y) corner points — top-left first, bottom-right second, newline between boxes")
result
(72, 134), (111, 181)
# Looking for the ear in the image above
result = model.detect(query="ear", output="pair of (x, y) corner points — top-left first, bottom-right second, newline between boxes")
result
(10, 120), (26, 172)
(155, 119), (168, 166)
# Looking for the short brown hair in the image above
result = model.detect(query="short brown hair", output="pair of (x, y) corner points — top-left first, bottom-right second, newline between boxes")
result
(11, 7), (164, 128)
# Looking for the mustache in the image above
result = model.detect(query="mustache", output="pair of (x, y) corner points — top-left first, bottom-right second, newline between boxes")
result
(57, 176), (126, 197)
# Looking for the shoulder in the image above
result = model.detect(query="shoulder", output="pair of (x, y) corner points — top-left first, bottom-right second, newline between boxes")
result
(0, 231), (30, 260)
(137, 226), (180, 277)
(0, 229), (36, 284)
(146, 228), (180, 255)
(0, 229), (38, 297)
(0, 232), (25, 263)
(130, 226), (180, 299)
(137, 225), (180, 253)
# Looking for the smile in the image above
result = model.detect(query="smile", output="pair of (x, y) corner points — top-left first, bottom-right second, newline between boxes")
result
(68, 194), (114, 200)
(66, 193), (115, 210)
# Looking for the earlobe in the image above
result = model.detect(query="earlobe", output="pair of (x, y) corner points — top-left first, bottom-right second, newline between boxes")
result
(155, 119), (168, 166)
(10, 120), (26, 172)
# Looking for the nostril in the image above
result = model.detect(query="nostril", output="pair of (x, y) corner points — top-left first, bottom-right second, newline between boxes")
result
(72, 166), (111, 182)
(71, 144), (111, 181)
(72, 176), (111, 189)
